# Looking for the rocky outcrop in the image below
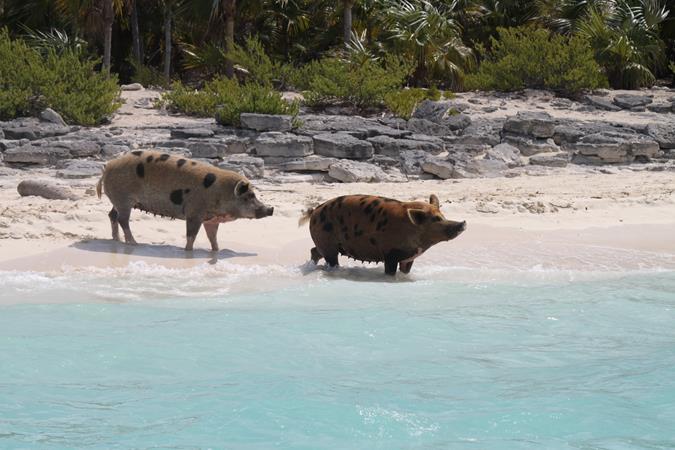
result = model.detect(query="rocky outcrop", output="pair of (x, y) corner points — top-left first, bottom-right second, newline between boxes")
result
(328, 160), (388, 182)
(313, 133), (373, 159)
(503, 111), (555, 138)
(240, 113), (293, 132)
(217, 154), (265, 179)
(368, 135), (443, 156)
(254, 132), (313, 157)
(55, 159), (105, 179)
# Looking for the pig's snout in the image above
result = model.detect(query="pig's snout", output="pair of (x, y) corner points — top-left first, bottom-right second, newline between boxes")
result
(447, 220), (466, 239)
(256, 206), (274, 218)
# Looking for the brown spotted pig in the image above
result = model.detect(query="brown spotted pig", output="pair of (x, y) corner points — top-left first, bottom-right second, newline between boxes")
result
(96, 150), (273, 251)
(300, 194), (466, 275)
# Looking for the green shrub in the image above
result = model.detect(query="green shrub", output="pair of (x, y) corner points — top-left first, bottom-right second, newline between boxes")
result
(228, 36), (293, 88)
(0, 29), (120, 125)
(41, 50), (121, 125)
(214, 78), (299, 127)
(160, 77), (299, 127)
(465, 26), (608, 95)
(384, 88), (447, 119)
(129, 59), (167, 89)
(299, 56), (413, 109)
(0, 29), (46, 119)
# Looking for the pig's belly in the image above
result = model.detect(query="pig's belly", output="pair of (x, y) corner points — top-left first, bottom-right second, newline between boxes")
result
(133, 192), (186, 220)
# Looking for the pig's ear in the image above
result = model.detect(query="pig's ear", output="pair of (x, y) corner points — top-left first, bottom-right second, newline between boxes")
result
(407, 208), (427, 226)
(429, 194), (440, 208)
(234, 180), (250, 197)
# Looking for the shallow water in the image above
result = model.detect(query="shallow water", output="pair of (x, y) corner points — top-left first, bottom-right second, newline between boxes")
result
(1, 265), (674, 449)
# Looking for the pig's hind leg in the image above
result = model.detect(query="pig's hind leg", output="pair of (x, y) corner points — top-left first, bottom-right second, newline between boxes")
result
(116, 205), (137, 245)
(108, 208), (120, 241)
(203, 222), (219, 252)
(310, 247), (322, 264)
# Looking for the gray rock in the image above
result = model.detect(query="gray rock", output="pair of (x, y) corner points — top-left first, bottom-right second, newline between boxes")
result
(240, 113), (293, 132)
(60, 140), (101, 157)
(0, 128), (4, 139)
(569, 131), (661, 163)
(217, 154), (265, 179)
(313, 133), (373, 159)
(646, 103), (673, 113)
(412, 100), (469, 123)
(399, 150), (433, 175)
(407, 118), (449, 136)
(101, 144), (130, 158)
(421, 159), (456, 179)
(56, 159), (104, 179)
(529, 152), (569, 168)
(503, 134), (559, 156)
(363, 125), (412, 139)
(278, 156), (337, 172)
(646, 123), (675, 149)
(328, 160), (387, 183)
(551, 98), (574, 109)
(3, 145), (70, 165)
(187, 140), (230, 158)
(17, 178), (78, 200)
(170, 128), (215, 139)
(121, 83), (144, 91)
(371, 154), (399, 168)
(3, 127), (38, 140)
(485, 143), (522, 168)
(613, 94), (652, 109)
(454, 158), (508, 178)
(553, 124), (587, 145)
(503, 111), (556, 138)
(444, 113), (472, 131)
(586, 95), (621, 111)
(254, 132), (313, 157)
(368, 135), (443, 157)
(39, 108), (67, 126)
(450, 120), (502, 147)
(298, 114), (372, 134)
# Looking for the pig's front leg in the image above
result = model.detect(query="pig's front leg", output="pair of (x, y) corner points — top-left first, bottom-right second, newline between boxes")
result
(185, 216), (203, 251)
(203, 222), (219, 252)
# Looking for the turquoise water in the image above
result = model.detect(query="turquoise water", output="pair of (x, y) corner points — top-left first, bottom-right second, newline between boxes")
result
(1, 267), (675, 449)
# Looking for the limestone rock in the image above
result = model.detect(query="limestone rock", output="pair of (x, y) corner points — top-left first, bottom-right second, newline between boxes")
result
(255, 132), (313, 157)
(503, 111), (556, 138)
(529, 152), (569, 168)
(421, 158), (455, 179)
(503, 134), (559, 156)
(406, 118), (449, 136)
(3, 144), (70, 165)
(217, 154), (264, 179)
(101, 144), (131, 158)
(121, 83), (144, 91)
(328, 160), (387, 183)
(17, 178), (78, 200)
(240, 113), (293, 132)
(647, 123), (675, 149)
(313, 133), (373, 159)
(278, 156), (337, 172)
(39, 108), (67, 126)
(56, 159), (104, 179)
(613, 94), (652, 109)
(586, 95), (621, 111)
(170, 128), (215, 139)
(485, 143), (522, 168)
(3, 127), (38, 140)
(368, 135), (443, 157)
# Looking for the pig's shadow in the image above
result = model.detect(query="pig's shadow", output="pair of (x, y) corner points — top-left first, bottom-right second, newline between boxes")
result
(71, 239), (256, 263)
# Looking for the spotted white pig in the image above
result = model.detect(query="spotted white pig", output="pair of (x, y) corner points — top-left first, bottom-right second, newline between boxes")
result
(96, 150), (273, 251)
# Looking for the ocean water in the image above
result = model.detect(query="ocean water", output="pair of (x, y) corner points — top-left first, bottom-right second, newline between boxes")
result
(1, 262), (674, 449)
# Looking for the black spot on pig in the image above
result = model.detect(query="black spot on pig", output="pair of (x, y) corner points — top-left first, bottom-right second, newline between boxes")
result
(132, 150), (143, 156)
(177, 159), (186, 168)
(158, 153), (170, 162)
(170, 189), (183, 205)
(323, 222), (333, 232)
(136, 163), (144, 178)
(203, 173), (216, 188)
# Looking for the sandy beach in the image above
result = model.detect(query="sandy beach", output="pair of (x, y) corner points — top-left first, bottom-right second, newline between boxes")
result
(1, 168), (674, 273)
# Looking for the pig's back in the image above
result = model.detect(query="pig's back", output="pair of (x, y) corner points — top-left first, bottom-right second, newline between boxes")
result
(309, 195), (412, 262)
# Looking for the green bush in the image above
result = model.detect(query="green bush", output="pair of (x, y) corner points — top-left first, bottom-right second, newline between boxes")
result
(465, 26), (608, 95)
(298, 56), (413, 109)
(0, 29), (120, 125)
(160, 77), (299, 127)
(129, 59), (167, 89)
(384, 88), (444, 119)
(41, 50), (121, 125)
(0, 29), (46, 119)
(228, 36), (293, 88)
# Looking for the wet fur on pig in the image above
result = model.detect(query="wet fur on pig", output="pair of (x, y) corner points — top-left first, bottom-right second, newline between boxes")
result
(300, 194), (466, 275)
(96, 150), (273, 251)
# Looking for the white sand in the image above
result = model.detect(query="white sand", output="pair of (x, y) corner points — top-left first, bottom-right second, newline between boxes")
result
(1, 170), (674, 273)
